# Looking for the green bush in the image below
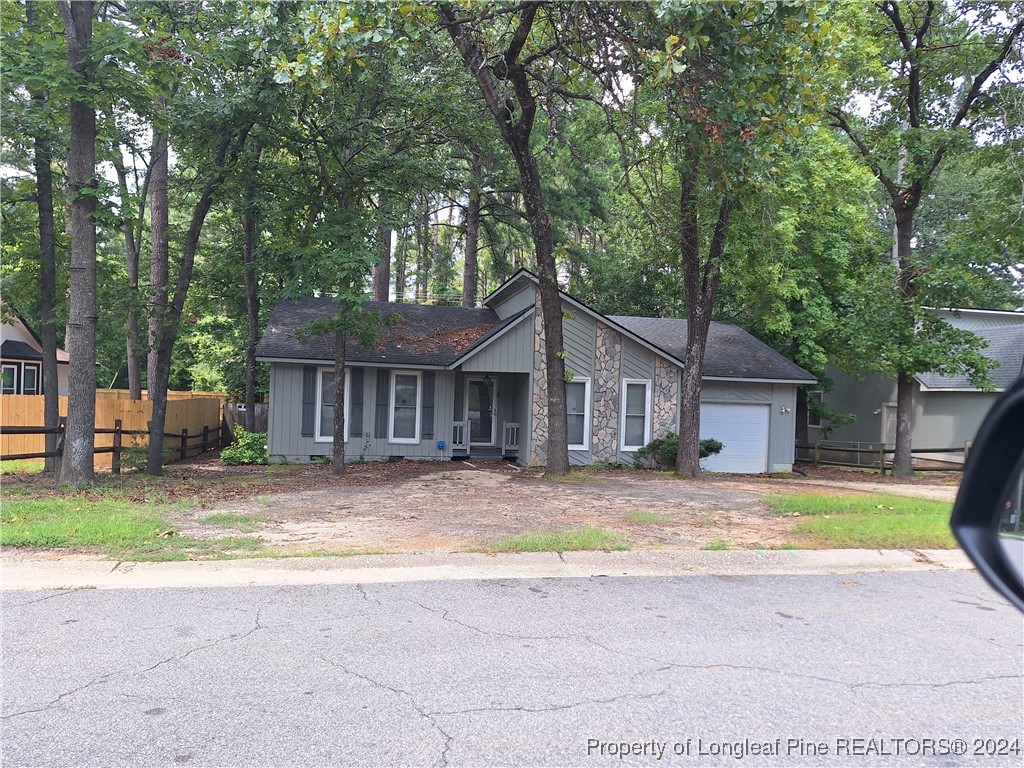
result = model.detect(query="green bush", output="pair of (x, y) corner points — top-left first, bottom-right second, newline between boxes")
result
(220, 427), (268, 466)
(633, 432), (723, 469)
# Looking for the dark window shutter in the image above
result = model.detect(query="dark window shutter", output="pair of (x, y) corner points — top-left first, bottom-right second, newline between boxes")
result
(374, 368), (389, 438)
(301, 366), (316, 438)
(349, 367), (364, 438)
(422, 371), (435, 440)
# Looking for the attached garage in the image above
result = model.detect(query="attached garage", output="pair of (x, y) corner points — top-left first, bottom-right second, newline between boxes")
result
(700, 402), (770, 474)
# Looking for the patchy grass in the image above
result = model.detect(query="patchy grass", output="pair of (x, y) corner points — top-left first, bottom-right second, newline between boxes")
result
(0, 459), (46, 475)
(199, 513), (271, 532)
(701, 540), (732, 551)
(492, 525), (629, 553)
(0, 494), (264, 561)
(626, 510), (673, 526)
(767, 492), (956, 549)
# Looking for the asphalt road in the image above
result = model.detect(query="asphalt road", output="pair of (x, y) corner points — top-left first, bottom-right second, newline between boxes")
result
(2, 571), (1022, 768)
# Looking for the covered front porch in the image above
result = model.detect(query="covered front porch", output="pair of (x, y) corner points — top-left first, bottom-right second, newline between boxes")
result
(448, 371), (530, 463)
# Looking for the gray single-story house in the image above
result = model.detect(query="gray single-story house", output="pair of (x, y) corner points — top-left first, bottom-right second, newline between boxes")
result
(256, 270), (816, 473)
(805, 308), (1023, 452)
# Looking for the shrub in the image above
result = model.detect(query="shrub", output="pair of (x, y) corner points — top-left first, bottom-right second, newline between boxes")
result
(220, 427), (268, 466)
(633, 432), (723, 469)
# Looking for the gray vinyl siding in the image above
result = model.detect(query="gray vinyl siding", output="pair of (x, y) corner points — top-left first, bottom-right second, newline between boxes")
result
(563, 307), (596, 380)
(461, 314), (533, 373)
(491, 286), (535, 320)
(616, 340), (657, 465)
(814, 368), (897, 445)
(268, 362), (456, 462)
(914, 390), (998, 448)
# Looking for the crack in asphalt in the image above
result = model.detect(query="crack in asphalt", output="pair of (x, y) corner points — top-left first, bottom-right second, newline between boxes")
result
(402, 597), (574, 642)
(2, 608), (265, 721)
(425, 689), (668, 717)
(1, 673), (116, 721)
(139, 607), (264, 675)
(355, 583), (383, 606)
(13, 589), (84, 607)
(319, 654), (454, 768)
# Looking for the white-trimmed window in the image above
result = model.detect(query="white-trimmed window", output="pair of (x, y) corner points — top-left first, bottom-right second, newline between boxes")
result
(1, 364), (17, 395)
(315, 367), (350, 443)
(565, 377), (592, 450)
(389, 370), (421, 444)
(620, 379), (652, 451)
(807, 390), (823, 428)
(22, 363), (39, 395)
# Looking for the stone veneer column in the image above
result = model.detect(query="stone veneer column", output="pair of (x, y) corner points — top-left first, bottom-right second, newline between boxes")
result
(591, 322), (621, 462)
(528, 296), (549, 466)
(653, 356), (680, 438)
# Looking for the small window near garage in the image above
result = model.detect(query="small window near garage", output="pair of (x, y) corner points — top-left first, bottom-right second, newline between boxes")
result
(621, 379), (651, 451)
(807, 390), (823, 428)
(566, 377), (591, 450)
(22, 364), (40, 395)
(2, 364), (17, 395)
(316, 368), (349, 443)
(389, 370), (421, 444)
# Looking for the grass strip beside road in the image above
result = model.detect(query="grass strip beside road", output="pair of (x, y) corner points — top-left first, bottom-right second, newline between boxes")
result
(493, 525), (629, 553)
(768, 492), (956, 549)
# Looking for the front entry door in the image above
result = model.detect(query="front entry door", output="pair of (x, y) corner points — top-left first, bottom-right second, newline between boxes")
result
(467, 378), (496, 446)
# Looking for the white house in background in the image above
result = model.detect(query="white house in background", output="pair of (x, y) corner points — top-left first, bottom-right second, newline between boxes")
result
(0, 309), (69, 396)
(807, 308), (1023, 452)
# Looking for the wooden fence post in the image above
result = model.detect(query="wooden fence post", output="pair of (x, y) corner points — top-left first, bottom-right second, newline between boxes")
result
(202, 425), (209, 454)
(112, 419), (122, 475)
(180, 428), (188, 461)
(220, 418), (229, 448)
(52, 417), (67, 486)
(964, 440), (971, 461)
(813, 442), (820, 467)
(879, 444), (886, 476)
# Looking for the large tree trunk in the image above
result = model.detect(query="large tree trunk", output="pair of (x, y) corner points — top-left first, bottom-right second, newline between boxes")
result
(372, 226), (391, 302)
(58, 0), (97, 487)
(26, 3), (60, 472)
(509, 138), (569, 475)
(147, 130), (250, 474)
(675, 166), (735, 478)
(462, 150), (481, 308)
(891, 204), (918, 479)
(416, 205), (430, 303)
(439, 2), (568, 474)
(243, 141), (263, 432)
(332, 330), (347, 476)
(394, 230), (407, 303)
(147, 116), (169, 397)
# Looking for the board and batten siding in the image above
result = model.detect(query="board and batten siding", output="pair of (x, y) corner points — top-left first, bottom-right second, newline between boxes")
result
(268, 362), (456, 462)
(491, 285), (535, 320)
(615, 339), (657, 465)
(461, 314), (533, 373)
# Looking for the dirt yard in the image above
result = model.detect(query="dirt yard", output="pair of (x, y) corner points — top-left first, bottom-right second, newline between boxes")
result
(170, 460), (960, 554)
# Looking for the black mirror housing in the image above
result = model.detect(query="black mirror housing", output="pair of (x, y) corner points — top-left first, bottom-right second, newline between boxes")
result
(950, 377), (1024, 612)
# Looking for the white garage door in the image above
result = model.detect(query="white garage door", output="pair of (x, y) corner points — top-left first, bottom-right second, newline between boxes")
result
(699, 403), (770, 474)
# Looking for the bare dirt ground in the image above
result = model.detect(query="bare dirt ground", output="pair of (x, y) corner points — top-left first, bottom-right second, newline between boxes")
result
(170, 460), (960, 554)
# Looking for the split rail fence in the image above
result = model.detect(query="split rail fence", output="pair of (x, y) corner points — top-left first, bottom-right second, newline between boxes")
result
(796, 440), (970, 475)
(1, 389), (228, 472)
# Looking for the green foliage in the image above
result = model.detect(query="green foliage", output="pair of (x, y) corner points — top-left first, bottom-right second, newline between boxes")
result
(633, 433), (723, 469)
(492, 526), (629, 553)
(220, 427), (268, 466)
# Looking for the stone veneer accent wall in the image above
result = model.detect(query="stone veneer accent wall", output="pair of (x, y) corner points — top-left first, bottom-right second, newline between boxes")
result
(591, 322), (621, 462)
(653, 356), (680, 438)
(528, 296), (548, 466)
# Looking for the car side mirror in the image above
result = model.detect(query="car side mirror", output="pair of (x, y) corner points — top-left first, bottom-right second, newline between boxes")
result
(950, 377), (1024, 612)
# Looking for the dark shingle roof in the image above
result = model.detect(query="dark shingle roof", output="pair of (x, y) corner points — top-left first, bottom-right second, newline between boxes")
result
(1, 339), (43, 361)
(256, 297), (503, 367)
(608, 316), (816, 382)
(917, 325), (1024, 390)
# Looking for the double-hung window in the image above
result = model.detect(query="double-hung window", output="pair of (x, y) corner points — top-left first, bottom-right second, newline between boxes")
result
(621, 379), (651, 451)
(315, 368), (349, 443)
(22, 364), (40, 395)
(1, 364), (17, 395)
(389, 370), (421, 444)
(565, 377), (591, 450)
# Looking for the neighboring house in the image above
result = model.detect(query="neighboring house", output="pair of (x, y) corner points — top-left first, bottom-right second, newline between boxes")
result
(256, 270), (816, 473)
(0, 310), (69, 396)
(806, 308), (1024, 452)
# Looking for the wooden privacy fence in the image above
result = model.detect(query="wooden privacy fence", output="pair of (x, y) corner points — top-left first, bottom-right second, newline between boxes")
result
(1, 389), (227, 470)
